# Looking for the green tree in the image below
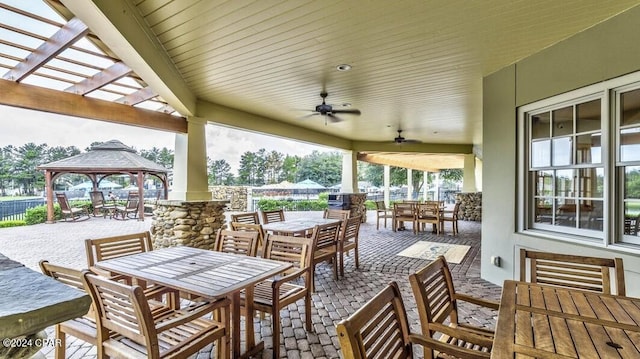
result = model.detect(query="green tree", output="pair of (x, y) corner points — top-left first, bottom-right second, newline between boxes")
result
(264, 150), (284, 184)
(208, 158), (233, 185)
(14, 143), (48, 195)
(296, 151), (342, 187)
(237, 151), (260, 186)
(0, 145), (16, 195)
(47, 146), (80, 162)
(280, 155), (301, 182)
(440, 169), (463, 184)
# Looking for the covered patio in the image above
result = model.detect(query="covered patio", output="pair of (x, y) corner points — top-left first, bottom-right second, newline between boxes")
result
(0, 211), (499, 358)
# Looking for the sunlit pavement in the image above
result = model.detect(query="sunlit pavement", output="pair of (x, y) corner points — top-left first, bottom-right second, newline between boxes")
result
(0, 211), (501, 359)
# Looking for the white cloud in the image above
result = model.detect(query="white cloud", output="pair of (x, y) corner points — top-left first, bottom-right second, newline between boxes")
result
(0, 105), (331, 172)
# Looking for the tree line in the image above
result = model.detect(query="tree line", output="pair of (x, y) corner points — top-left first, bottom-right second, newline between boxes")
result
(0, 142), (462, 196)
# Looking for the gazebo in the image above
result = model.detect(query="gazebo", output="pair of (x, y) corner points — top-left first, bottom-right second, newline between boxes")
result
(37, 140), (170, 222)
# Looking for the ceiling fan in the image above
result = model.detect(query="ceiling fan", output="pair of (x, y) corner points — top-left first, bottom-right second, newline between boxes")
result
(299, 91), (361, 123)
(394, 129), (421, 144)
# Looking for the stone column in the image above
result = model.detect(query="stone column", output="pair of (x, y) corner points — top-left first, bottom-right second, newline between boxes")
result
(341, 150), (358, 193)
(150, 200), (228, 249)
(171, 116), (211, 201)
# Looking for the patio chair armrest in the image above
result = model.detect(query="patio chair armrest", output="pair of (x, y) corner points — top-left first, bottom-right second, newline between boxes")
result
(272, 268), (309, 289)
(428, 322), (495, 348)
(155, 297), (230, 332)
(455, 293), (500, 310)
(409, 334), (491, 358)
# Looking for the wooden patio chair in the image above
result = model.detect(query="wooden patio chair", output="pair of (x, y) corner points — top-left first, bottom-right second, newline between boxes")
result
(55, 192), (89, 222)
(114, 194), (139, 220)
(85, 232), (179, 307)
(337, 281), (489, 359)
(408, 256), (497, 359)
(338, 216), (362, 278)
(519, 249), (626, 295)
(416, 202), (441, 235)
(309, 221), (341, 292)
(39, 260), (96, 359)
(323, 208), (351, 220)
(89, 191), (115, 217)
(374, 201), (393, 230)
(81, 271), (231, 359)
(229, 222), (265, 253)
(441, 202), (461, 235)
(260, 208), (285, 224)
(393, 202), (417, 234)
(243, 234), (313, 359)
(213, 229), (260, 256)
(230, 211), (260, 225)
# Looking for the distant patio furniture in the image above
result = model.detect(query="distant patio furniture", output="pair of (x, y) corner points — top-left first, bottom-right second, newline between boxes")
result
(260, 208), (285, 224)
(115, 192), (139, 220)
(374, 201), (393, 230)
(393, 202), (417, 234)
(441, 201), (461, 235)
(55, 192), (89, 222)
(338, 216), (362, 278)
(89, 191), (115, 218)
(323, 208), (350, 220)
(231, 211), (260, 225)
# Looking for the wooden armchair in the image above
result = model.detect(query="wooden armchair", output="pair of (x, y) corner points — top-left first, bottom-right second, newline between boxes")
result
(408, 256), (497, 359)
(55, 192), (89, 222)
(244, 234), (313, 358)
(416, 202), (441, 235)
(309, 221), (341, 292)
(337, 281), (489, 359)
(229, 222), (265, 253)
(519, 249), (626, 295)
(81, 271), (231, 359)
(89, 191), (115, 217)
(214, 229), (260, 256)
(114, 193), (139, 220)
(393, 202), (417, 234)
(441, 202), (461, 235)
(39, 261), (96, 359)
(374, 201), (394, 230)
(323, 208), (351, 220)
(231, 211), (260, 225)
(260, 208), (285, 224)
(338, 216), (362, 278)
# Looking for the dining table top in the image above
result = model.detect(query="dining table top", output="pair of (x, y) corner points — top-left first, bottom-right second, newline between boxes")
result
(261, 217), (342, 235)
(492, 280), (640, 359)
(94, 245), (292, 299)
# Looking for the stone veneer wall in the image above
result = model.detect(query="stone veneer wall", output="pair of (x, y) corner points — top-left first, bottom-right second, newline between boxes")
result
(456, 192), (482, 221)
(210, 186), (249, 211)
(348, 193), (367, 222)
(150, 200), (228, 249)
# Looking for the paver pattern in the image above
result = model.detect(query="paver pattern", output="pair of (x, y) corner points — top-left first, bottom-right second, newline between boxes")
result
(0, 210), (502, 358)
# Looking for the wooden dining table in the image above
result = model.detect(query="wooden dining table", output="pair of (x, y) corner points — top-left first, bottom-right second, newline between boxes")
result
(492, 280), (640, 358)
(262, 217), (342, 236)
(94, 246), (292, 358)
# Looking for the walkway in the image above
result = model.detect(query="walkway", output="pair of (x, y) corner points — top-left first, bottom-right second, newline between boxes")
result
(0, 211), (502, 358)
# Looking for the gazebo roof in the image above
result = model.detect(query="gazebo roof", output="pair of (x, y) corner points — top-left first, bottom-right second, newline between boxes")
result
(37, 140), (169, 174)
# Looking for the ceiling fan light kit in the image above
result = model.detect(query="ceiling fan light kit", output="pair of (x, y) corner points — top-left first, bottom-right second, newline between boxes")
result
(299, 92), (361, 123)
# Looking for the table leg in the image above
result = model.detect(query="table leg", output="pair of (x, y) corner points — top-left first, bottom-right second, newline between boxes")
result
(231, 291), (241, 358)
(241, 285), (264, 358)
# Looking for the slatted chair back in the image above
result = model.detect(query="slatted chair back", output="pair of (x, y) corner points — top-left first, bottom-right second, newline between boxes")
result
(214, 229), (259, 256)
(262, 234), (312, 275)
(261, 209), (285, 224)
(56, 192), (89, 221)
(323, 208), (350, 220)
(229, 222), (265, 251)
(416, 202), (441, 234)
(441, 202), (461, 235)
(519, 249), (626, 296)
(338, 216), (362, 277)
(311, 221), (341, 250)
(231, 212), (260, 225)
(85, 232), (153, 268)
(39, 260), (85, 291)
(393, 202), (417, 233)
(337, 282), (413, 359)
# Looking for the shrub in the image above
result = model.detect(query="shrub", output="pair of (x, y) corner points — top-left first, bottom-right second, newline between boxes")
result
(25, 204), (62, 225)
(0, 220), (26, 228)
(364, 200), (377, 210)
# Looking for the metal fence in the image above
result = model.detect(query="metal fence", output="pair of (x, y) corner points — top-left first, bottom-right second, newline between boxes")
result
(0, 198), (45, 221)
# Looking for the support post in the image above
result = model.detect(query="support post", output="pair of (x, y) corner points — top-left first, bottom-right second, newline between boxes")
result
(406, 168), (413, 200)
(170, 116), (211, 201)
(384, 165), (390, 207)
(341, 150), (358, 193)
(463, 153), (477, 192)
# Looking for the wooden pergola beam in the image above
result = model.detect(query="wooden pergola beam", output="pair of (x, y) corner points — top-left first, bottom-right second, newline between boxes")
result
(65, 61), (131, 95)
(0, 78), (187, 133)
(115, 86), (155, 105)
(2, 17), (89, 82)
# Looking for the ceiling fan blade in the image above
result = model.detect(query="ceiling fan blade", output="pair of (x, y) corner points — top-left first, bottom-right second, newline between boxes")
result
(298, 112), (319, 119)
(327, 113), (344, 122)
(403, 139), (422, 143)
(332, 109), (361, 115)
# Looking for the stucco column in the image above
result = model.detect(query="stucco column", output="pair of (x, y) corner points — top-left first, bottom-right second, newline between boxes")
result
(341, 150), (358, 193)
(434, 172), (441, 201)
(170, 116), (211, 201)
(423, 171), (429, 201)
(406, 168), (413, 200)
(463, 153), (477, 192)
(384, 165), (390, 207)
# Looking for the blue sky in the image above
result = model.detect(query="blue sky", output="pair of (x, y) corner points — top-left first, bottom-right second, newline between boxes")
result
(0, 105), (330, 172)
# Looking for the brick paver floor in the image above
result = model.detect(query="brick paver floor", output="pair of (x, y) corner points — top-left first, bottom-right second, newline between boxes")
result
(0, 210), (502, 358)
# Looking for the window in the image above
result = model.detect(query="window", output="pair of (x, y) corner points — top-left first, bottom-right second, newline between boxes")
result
(521, 72), (640, 249)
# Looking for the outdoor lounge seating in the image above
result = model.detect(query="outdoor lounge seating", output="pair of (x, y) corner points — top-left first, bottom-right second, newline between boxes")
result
(89, 191), (115, 218)
(114, 192), (139, 220)
(81, 271), (231, 359)
(337, 281), (488, 359)
(374, 201), (393, 230)
(408, 256), (497, 358)
(55, 192), (90, 222)
(519, 249), (626, 295)
(243, 234), (313, 359)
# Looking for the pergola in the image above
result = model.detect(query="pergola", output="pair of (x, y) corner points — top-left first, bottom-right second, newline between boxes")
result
(37, 140), (169, 222)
